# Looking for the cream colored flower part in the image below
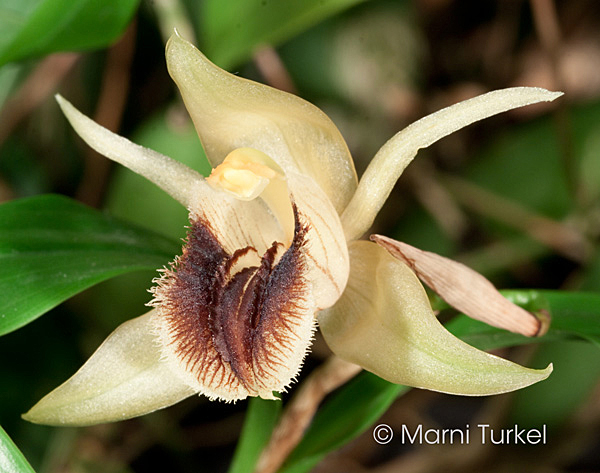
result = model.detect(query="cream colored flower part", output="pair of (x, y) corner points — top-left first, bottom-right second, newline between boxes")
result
(341, 87), (563, 240)
(318, 242), (552, 395)
(24, 33), (562, 426)
(165, 32), (358, 214)
(23, 311), (195, 425)
(371, 235), (544, 337)
(55, 95), (204, 209)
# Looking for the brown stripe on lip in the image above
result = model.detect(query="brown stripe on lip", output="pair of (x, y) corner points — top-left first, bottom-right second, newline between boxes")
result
(151, 204), (313, 400)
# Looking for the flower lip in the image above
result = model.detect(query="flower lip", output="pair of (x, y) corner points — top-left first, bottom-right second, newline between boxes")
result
(151, 202), (317, 401)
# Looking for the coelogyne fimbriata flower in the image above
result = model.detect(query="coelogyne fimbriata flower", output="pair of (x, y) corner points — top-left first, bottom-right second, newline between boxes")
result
(24, 33), (559, 426)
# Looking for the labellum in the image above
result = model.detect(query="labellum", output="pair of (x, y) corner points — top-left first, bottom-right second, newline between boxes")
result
(151, 202), (315, 401)
(147, 148), (337, 402)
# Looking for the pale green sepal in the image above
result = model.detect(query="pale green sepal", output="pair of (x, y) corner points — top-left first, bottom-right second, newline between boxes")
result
(22, 311), (195, 426)
(318, 241), (553, 395)
(341, 87), (563, 240)
(165, 33), (358, 214)
(56, 94), (204, 209)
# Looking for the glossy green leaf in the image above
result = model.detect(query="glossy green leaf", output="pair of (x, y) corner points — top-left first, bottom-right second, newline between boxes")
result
(198, 0), (366, 68)
(0, 425), (36, 473)
(0, 0), (139, 66)
(446, 290), (600, 349)
(0, 194), (179, 335)
(228, 398), (282, 473)
(279, 372), (407, 473)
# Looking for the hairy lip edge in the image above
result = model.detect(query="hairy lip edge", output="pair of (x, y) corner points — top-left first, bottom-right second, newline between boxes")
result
(151, 204), (313, 399)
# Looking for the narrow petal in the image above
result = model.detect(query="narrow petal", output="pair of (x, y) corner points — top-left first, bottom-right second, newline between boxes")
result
(23, 311), (195, 426)
(341, 87), (563, 240)
(371, 235), (545, 337)
(318, 241), (552, 395)
(165, 33), (358, 214)
(56, 95), (204, 209)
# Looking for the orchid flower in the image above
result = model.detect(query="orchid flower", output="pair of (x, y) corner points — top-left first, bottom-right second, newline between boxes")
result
(23, 33), (560, 426)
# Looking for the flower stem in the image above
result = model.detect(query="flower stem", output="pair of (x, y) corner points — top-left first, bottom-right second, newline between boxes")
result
(254, 356), (361, 473)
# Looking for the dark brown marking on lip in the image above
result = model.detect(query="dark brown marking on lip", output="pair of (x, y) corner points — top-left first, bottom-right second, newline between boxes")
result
(151, 204), (311, 399)
(251, 214), (309, 389)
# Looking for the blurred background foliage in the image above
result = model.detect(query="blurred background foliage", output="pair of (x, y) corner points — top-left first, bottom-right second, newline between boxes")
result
(1, 0), (600, 471)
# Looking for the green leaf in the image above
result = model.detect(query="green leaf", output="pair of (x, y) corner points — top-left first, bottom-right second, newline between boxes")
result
(0, 425), (36, 473)
(446, 290), (600, 350)
(228, 398), (282, 473)
(279, 372), (407, 473)
(0, 194), (180, 336)
(0, 0), (139, 66)
(198, 0), (366, 68)
(541, 291), (600, 345)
